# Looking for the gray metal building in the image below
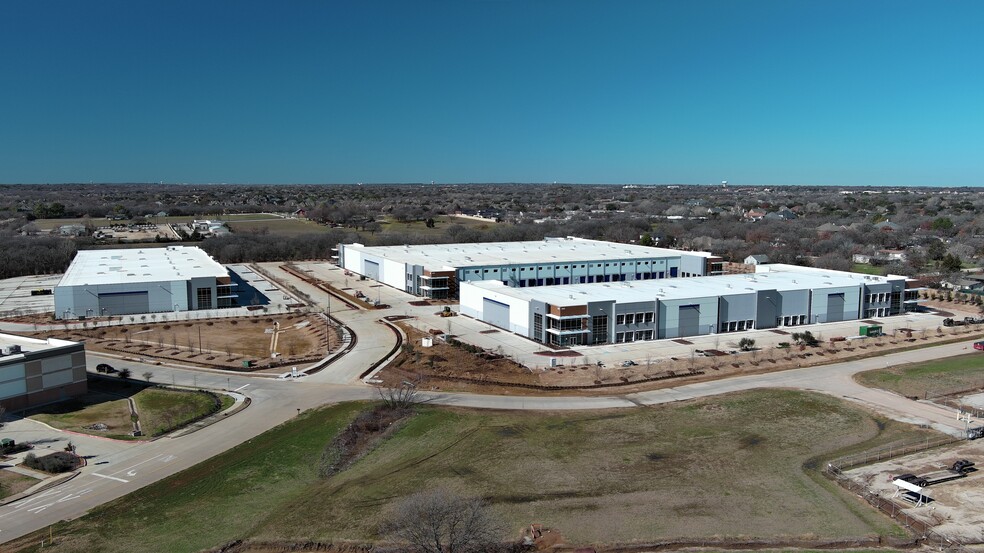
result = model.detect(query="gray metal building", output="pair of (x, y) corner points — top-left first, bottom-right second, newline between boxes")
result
(460, 264), (916, 346)
(0, 333), (87, 410)
(54, 246), (236, 319)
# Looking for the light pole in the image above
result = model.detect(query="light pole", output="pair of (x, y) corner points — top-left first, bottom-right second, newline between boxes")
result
(326, 292), (332, 353)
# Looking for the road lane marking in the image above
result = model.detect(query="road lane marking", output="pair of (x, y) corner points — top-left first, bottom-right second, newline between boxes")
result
(234, 383), (250, 391)
(108, 454), (163, 477)
(92, 473), (129, 483)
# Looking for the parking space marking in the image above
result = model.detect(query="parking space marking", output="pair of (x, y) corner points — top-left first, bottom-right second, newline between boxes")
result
(234, 383), (250, 391)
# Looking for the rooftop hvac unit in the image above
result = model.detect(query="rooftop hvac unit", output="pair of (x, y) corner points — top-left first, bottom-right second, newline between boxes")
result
(4, 345), (22, 355)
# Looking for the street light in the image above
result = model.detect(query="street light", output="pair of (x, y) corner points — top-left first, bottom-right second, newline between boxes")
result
(326, 292), (332, 353)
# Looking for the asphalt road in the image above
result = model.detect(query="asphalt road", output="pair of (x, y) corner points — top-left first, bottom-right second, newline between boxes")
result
(1, 265), (980, 542)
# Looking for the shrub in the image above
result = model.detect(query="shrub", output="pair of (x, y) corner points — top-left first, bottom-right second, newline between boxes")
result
(24, 451), (78, 473)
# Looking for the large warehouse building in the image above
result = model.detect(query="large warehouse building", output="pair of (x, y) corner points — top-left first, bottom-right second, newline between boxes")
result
(0, 333), (87, 410)
(460, 264), (916, 346)
(338, 237), (724, 298)
(54, 246), (237, 319)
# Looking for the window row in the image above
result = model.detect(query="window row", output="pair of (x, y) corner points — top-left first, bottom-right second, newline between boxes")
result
(616, 312), (655, 325)
(718, 319), (755, 333)
(615, 330), (654, 343)
(776, 314), (808, 327)
(866, 292), (891, 303)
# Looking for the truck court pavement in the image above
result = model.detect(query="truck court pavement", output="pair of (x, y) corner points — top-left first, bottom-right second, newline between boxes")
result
(0, 265), (979, 542)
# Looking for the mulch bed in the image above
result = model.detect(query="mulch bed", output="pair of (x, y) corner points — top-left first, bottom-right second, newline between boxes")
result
(769, 329), (790, 335)
(672, 339), (693, 345)
(534, 350), (582, 357)
(479, 329), (500, 334)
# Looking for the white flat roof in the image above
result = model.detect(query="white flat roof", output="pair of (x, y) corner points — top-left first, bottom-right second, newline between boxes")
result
(345, 237), (715, 269)
(0, 333), (78, 358)
(57, 246), (227, 287)
(465, 264), (901, 306)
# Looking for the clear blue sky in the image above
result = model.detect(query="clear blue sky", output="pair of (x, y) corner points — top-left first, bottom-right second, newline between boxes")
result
(1, 1), (981, 186)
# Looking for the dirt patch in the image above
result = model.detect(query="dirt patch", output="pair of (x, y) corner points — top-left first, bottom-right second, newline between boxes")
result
(29, 313), (338, 371)
(843, 439), (984, 543)
(382, 324), (984, 397)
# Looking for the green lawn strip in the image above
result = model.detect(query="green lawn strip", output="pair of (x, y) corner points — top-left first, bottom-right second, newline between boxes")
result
(33, 402), (368, 553)
(855, 353), (984, 398)
(851, 263), (885, 276)
(132, 388), (224, 436)
(0, 470), (41, 499)
(253, 390), (929, 544)
(27, 393), (134, 438)
(220, 393), (236, 411)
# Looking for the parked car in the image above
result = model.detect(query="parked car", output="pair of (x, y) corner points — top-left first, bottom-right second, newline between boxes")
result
(95, 363), (113, 373)
(974, 341), (984, 351)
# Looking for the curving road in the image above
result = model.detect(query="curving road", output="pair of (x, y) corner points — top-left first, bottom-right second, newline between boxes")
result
(1, 267), (979, 543)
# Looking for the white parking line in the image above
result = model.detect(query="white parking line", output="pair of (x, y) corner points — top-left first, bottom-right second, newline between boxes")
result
(92, 473), (129, 483)
(234, 383), (250, 391)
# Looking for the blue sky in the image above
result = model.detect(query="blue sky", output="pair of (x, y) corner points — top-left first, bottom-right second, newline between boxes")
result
(1, 1), (981, 186)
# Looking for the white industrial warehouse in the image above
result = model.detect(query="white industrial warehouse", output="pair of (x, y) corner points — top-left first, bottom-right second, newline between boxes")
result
(54, 245), (237, 319)
(338, 237), (723, 298)
(461, 264), (916, 346)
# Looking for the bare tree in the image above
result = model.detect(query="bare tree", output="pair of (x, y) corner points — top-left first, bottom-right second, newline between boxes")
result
(378, 380), (422, 410)
(382, 488), (503, 553)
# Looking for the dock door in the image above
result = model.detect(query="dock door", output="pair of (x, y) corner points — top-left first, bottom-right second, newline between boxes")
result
(483, 298), (510, 330)
(364, 260), (380, 280)
(678, 304), (700, 337)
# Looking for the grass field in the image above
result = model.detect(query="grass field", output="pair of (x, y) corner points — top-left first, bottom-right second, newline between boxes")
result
(851, 263), (885, 276)
(26, 402), (366, 553)
(28, 392), (135, 440)
(855, 353), (984, 399)
(133, 388), (221, 436)
(29, 384), (229, 440)
(375, 215), (494, 237)
(22, 390), (945, 553)
(227, 218), (332, 236)
(0, 470), (40, 500)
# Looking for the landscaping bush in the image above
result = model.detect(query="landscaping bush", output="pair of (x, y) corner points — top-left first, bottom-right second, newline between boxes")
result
(23, 451), (79, 473)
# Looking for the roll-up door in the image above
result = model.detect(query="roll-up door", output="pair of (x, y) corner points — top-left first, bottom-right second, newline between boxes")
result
(483, 298), (510, 330)
(678, 304), (700, 337)
(827, 293), (845, 322)
(364, 260), (380, 280)
(98, 291), (150, 316)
